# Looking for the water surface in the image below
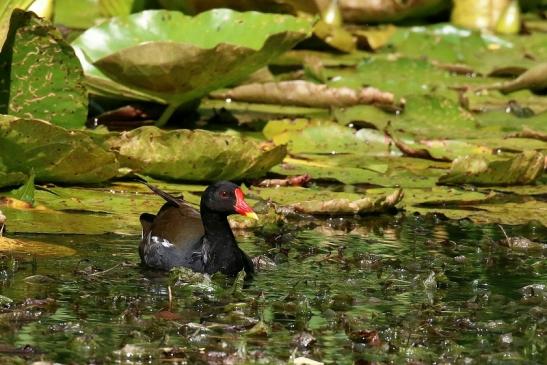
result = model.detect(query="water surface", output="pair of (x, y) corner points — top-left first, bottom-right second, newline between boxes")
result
(1, 216), (545, 364)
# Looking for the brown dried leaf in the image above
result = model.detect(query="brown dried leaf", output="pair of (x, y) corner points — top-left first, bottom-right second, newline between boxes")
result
(211, 80), (395, 108)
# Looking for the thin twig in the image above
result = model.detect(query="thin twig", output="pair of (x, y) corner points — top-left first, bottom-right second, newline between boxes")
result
(89, 263), (121, 277)
(168, 285), (173, 312)
(498, 224), (510, 242)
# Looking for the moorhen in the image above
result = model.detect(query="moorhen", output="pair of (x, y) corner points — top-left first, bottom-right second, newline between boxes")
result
(139, 181), (258, 276)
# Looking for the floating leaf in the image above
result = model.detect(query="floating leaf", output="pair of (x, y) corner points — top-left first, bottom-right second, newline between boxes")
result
(0, 116), (119, 184)
(438, 151), (545, 186)
(72, 9), (312, 126)
(200, 99), (330, 124)
(211, 81), (395, 108)
(271, 154), (444, 187)
(103, 126), (287, 181)
(288, 188), (403, 215)
(388, 24), (546, 75)
(333, 94), (479, 140)
(0, 10), (88, 128)
(264, 120), (391, 155)
(404, 186), (547, 226)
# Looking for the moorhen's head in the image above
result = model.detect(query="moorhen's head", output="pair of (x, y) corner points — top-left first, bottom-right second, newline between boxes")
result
(201, 181), (258, 219)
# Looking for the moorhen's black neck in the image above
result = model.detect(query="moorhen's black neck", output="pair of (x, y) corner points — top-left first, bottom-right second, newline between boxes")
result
(200, 207), (237, 246)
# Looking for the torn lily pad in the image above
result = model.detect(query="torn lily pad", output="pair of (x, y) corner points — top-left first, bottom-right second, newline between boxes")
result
(438, 151), (544, 186)
(288, 189), (403, 215)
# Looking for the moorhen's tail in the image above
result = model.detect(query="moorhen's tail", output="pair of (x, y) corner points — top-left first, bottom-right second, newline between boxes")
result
(134, 176), (184, 207)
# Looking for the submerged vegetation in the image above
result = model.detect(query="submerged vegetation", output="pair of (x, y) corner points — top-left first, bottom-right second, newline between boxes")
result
(0, 0), (546, 363)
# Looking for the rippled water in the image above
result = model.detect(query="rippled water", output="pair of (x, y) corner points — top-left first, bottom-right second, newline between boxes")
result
(1, 215), (545, 364)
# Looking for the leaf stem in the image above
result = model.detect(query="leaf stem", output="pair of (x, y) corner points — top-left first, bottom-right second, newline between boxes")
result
(156, 103), (179, 127)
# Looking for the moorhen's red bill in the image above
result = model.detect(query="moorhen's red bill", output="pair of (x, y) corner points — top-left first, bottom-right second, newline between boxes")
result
(139, 181), (258, 276)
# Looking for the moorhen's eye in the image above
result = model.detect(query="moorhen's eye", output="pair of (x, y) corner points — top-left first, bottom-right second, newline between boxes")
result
(220, 191), (229, 199)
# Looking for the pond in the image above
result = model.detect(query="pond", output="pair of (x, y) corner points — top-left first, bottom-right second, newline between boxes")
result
(1, 216), (545, 364)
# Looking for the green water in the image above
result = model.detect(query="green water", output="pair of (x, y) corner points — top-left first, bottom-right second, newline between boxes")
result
(0, 216), (545, 364)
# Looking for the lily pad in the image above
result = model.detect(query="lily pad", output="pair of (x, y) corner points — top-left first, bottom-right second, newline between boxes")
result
(438, 151), (545, 186)
(263, 119), (392, 155)
(271, 155), (445, 188)
(102, 126), (287, 181)
(334, 95), (479, 140)
(404, 187), (547, 226)
(0, 10), (88, 128)
(496, 63), (547, 94)
(388, 24), (547, 75)
(0, 116), (119, 184)
(199, 99), (330, 124)
(72, 9), (312, 126)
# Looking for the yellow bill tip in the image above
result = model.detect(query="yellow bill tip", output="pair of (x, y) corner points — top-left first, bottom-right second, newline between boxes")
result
(245, 212), (259, 221)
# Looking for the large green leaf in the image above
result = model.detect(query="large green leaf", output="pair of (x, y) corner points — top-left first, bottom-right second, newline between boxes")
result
(101, 126), (287, 181)
(0, 10), (87, 128)
(72, 9), (312, 126)
(0, 116), (119, 185)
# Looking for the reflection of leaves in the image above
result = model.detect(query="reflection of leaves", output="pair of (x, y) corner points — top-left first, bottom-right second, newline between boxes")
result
(0, 10), (87, 128)
(438, 151), (544, 186)
(0, 116), (119, 184)
(103, 127), (287, 181)
(0, 236), (76, 256)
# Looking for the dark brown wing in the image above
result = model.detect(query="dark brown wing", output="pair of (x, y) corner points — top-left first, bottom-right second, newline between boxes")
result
(150, 201), (204, 250)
